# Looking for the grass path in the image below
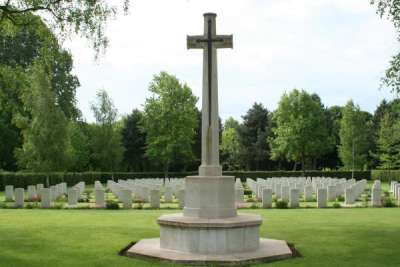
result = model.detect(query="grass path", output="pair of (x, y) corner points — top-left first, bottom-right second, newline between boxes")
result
(0, 208), (399, 266)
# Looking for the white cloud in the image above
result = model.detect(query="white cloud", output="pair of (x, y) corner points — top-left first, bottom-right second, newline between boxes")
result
(65, 0), (398, 122)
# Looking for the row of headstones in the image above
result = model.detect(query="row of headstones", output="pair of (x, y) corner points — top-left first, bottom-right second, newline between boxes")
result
(107, 178), (185, 202)
(259, 180), (376, 208)
(390, 181), (400, 203)
(242, 177), (370, 207)
(4, 182), (82, 208)
(248, 177), (356, 199)
(106, 179), (185, 208)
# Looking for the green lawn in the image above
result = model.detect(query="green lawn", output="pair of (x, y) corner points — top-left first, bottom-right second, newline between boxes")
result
(0, 208), (399, 267)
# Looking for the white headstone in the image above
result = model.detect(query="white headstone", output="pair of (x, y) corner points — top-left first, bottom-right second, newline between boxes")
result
(371, 185), (381, 207)
(275, 183), (282, 199)
(36, 184), (44, 197)
(164, 187), (173, 203)
(177, 189), (185, 209)
(5, 185), (14, 201)
(289, 188), (299, 208)
(121, 189), (132, 209)
(281, 185), (289, 202)
(68, 188), (78, 207)
(14, 188), (24, 208)
(27, 185), (37, 201)
(95, 188), (105, 208)
(304, 185), (313, 202)
(345, 188), (355, 205)
(262, 188), (272, 208)
(327, 185), (336, 201)
(317, 188), (327, 208)
(50, 185), (57, 201)
(150, 189), (160, 208)
(41, 188), (51, 208)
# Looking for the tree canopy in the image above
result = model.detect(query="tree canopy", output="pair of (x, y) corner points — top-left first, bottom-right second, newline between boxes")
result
(270, 89), (332, 170)
(143, 72), (198, 177)
(372, 0), (400, 93)
(237, 103), (271, 170)
(0, 0), (130, 55)
(338, 100), (373, 170)
(121, 109), (147, 172)
(89, 90), (124, 171)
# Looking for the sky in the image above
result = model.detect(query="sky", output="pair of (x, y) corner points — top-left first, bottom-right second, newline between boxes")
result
(64, 0), (399, 122)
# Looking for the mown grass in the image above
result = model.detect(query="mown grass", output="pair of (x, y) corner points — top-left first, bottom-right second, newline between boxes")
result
(0, 208), (399, 267)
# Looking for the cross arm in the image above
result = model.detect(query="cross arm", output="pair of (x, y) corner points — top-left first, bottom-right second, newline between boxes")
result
(187, 35), (205, 49)
(214, 35), (233, 49)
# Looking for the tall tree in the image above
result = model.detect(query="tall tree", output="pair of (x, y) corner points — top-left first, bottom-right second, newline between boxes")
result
(237, 103), (271, 170)
(270, 90), (332, 170)
(67, 120), (90, 172)
(0, 1), (130, 55)
(224, 117), (240, 130)
(143, 72), (198, 178)
(375, 112), (400, 169)
(89, 90), (124, 171)
(0, 14), (80, 170)
(121, 109), (147, 172)
(320, 106), (343, 169)
(338, 100), (372, 171)
(15, 63), (69, 172)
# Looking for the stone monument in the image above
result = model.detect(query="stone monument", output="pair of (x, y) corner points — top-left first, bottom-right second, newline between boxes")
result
(127, 13), (292, 265)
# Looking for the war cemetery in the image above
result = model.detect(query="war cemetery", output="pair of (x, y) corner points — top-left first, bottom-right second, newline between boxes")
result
(1, 1), (400, 267)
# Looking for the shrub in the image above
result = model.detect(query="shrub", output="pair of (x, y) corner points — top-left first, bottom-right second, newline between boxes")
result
(382, 197), (396, 208)
(106, 200), (120, 210)
(76, 206), (91, 210)
(244, 189), (252, 196)
(250, 203), (259, 209)
(25, 203), (39, 209)
(276, 200), (288, 209)
(133, 198), (144, 204)
(336, 195), (345, 202)
(78, 197), (90, 203)
(134, 203), (143, 209)
(332, 202), (341, 208)
(246, 197), (256, 203)
(52, 203), (64, 209)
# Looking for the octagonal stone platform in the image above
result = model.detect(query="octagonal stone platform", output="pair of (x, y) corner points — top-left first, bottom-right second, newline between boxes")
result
(127, 237), (292, 266)
(158, 213), (262, 254)
(127, 212), (293, 265)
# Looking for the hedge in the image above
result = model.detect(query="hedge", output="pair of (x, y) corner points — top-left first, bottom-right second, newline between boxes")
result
(371, 170), (400, 182)
(0, 170), (371, 190)
(0, 172), (196, 190)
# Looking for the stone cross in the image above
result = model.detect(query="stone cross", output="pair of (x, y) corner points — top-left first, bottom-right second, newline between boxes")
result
(187, 13), (233, 176)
